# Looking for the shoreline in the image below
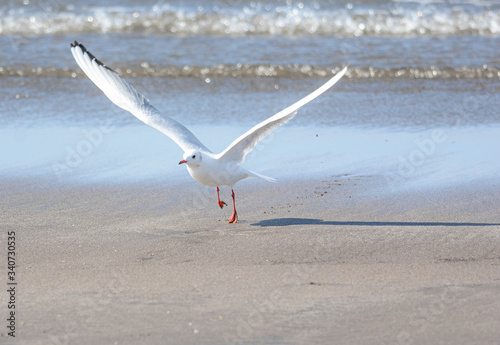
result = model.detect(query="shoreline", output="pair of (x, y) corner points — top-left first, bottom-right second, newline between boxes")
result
(2, 124), (500, 190)
(1, 1), (499, 341)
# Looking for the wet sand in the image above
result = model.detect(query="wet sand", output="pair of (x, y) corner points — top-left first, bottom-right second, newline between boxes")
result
(2, 0), (499, 343)
(1, 175), (499, 344)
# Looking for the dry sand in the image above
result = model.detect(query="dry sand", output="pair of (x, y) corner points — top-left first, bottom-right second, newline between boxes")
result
(1, 174), (499, 344)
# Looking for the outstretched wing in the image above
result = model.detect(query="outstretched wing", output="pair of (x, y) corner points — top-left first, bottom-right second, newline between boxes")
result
(70, 41), (211, 153)
(216, 67), (347, 163)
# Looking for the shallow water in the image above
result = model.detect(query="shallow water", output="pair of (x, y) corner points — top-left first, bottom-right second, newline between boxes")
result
(1, 124), (499, 194)
(1, 0), (499, 187)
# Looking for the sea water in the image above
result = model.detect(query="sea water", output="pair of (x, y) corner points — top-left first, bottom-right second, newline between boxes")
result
(1, 0), (499, 188)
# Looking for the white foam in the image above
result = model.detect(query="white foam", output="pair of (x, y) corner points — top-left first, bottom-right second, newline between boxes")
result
(1, 2), (499, 36)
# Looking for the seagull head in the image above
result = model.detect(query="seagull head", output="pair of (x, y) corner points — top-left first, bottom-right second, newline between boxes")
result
(179, 150), (202, 166)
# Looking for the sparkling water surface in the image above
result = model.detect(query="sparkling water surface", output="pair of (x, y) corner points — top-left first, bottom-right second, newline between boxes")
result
(1, 0), (499, 187)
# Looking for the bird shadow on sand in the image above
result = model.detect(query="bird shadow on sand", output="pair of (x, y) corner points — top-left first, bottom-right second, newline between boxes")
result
(251, 218), (500, 227)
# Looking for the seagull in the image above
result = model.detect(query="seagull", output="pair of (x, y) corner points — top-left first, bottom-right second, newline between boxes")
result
(70, 41), (347, 223)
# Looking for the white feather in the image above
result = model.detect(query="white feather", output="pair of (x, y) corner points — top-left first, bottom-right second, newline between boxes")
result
(70, 41), (211, 153)
(70, 41), (347, 190)
(216, 67), (347, 163)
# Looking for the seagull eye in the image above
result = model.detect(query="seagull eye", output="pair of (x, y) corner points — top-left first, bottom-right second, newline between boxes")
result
(192, 155), (196, 159)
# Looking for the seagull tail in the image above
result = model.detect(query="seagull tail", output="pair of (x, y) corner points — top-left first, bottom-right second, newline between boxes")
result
(246, 169), (277, 183)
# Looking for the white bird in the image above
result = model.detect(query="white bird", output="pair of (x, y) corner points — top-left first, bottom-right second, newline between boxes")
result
(70, 41), (347, 223)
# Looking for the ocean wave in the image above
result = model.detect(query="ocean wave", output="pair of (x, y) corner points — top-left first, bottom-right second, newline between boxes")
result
(1, 64), (498, 79)
(0, 1), (499, 36)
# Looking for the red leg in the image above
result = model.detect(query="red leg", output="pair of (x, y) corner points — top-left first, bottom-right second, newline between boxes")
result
(217, 186), (227, 209)
(228, 189), (238, 223)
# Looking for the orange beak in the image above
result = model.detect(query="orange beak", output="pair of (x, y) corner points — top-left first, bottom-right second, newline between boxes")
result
(178, 159), (187, 165)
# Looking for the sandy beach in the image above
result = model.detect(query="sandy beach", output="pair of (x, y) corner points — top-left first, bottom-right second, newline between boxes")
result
(2, 1), (499, 343)
(2, 174), (499, 344)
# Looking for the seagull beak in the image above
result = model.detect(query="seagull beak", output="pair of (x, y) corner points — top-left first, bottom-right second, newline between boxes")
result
(178, 159), (187, 165)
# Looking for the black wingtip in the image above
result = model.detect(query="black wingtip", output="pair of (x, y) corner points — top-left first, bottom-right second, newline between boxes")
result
(70, 40), (115, 72)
